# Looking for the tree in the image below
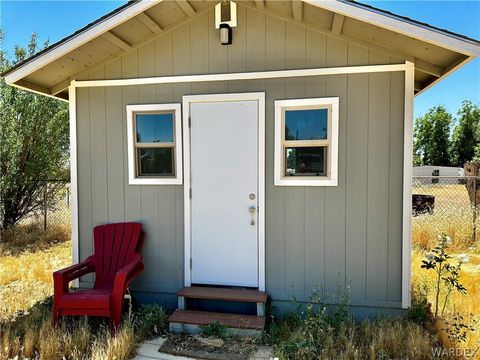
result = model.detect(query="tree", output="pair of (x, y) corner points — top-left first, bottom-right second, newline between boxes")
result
(0, 32), (69, 229)
(413, 105), (452, 166)
(449, 101), (480, 167)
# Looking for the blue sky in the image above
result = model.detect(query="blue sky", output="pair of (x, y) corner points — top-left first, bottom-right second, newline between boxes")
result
(1, 0), (479, 119)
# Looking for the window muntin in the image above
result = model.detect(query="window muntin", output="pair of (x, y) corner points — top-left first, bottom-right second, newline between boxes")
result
(127, 104), (182, 185)
(275, 98), (339, 186)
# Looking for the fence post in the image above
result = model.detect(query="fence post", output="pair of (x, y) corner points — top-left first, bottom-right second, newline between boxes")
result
(474, 178), (477, 243)
(43, 185), (47, 231)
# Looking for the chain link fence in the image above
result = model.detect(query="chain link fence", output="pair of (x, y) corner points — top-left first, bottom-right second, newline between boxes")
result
(1, 180), (71, 231)
(412, 176), (480, 247)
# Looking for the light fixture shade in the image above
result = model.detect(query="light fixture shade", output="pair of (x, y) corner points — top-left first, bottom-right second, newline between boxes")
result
(219, 23), (232, 45)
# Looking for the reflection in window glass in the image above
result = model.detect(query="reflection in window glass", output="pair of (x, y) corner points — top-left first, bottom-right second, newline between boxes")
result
(136, 113), (174, 143)
(285, 147), (326, 176)
(137, 148), (174, 176)
(285, 108), (328, 141)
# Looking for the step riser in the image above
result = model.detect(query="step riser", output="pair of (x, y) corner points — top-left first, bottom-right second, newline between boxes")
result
(169, 322), (262, 337)
(178, 295), (266, 316)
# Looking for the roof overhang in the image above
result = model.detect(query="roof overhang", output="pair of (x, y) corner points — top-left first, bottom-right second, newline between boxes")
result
(2, 0), (479, 100)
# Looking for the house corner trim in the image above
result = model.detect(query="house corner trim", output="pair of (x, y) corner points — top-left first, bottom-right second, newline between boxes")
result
(402, 60), (414, 308)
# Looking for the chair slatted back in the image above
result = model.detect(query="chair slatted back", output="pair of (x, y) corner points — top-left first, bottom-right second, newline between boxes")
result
(92, 222), (143, 289)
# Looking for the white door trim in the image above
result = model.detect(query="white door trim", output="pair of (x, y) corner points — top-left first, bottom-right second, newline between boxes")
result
(182, 92), (266, 291)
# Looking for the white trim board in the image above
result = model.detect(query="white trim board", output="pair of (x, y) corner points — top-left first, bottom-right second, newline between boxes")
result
(68, 84), (79, 288)
(126, 103), (183, 185)
(72, 64), (407, 88)
(274, 97), (339, 187)
(182, 92), (266, 291)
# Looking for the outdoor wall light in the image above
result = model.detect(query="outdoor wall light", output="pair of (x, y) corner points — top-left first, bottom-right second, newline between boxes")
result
(219, 23), (232, 45)
(215, 1), (237, 45)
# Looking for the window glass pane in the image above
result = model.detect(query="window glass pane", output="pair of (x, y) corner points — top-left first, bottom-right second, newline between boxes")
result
(285, 147), (327, 176)
(285, 108), (328, 141)
(136, 113), (174, 143)
(137, 148), (174, 176)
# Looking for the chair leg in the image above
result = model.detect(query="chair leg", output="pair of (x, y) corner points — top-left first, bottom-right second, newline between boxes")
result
(52, 307), (59, 328)
(110, 305), (123, 332)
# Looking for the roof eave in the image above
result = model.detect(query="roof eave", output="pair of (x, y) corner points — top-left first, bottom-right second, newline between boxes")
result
(3, 0), (162, 86)
(305, 0), (480, 57)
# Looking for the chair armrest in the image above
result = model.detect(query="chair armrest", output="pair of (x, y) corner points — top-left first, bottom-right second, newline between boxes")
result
(53, 256), (95, 296)
(112, 254), (143, 297)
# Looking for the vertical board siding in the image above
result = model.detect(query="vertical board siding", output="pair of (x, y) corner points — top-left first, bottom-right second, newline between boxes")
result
(77, 7), (405, 307)
(284, 21), (306, 297)
(324, 35), (348, 299)
(138, 41), (160, 290)
(105, 59), (125, 224)
(388, 71), (405, 301)
(304, 28), (326, 297)
(345, 43), (369, 301)
(265, 14), (286, 297)
(366, 51), (392, 301)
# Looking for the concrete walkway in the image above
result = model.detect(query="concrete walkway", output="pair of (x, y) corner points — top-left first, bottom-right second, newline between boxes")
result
(134, 337), (273, 360)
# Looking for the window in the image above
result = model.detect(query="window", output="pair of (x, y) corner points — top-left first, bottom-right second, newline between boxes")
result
(274, 98), (339, 186)
(127, 104), (182, 185)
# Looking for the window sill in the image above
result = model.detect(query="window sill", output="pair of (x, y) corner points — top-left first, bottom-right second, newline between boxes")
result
(128, 177), (183, 185)
(274, 177), (338, 187)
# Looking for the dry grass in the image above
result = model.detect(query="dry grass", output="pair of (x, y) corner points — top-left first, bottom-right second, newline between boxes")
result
(0, 222), (71, 255)
(412, 183), (479, 250)
(412, 249), (480, 358)
(0, 239), (71, 320)
(412, 184), (480, 358)
(268, 312), (445, 359)
(0, 300), (138, 360)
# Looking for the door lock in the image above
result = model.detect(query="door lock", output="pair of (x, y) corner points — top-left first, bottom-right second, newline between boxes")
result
(249, 206), (256, 225)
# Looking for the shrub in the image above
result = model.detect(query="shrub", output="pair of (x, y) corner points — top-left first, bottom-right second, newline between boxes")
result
(135, 303), (168, 340)
(405, 288), (431, 325)
(420, 234), (468, 317)
(200, 320), (229, 339)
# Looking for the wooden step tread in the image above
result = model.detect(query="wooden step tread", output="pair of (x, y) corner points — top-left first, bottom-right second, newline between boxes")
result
(168, 310), (265, 330)
(177, 286), (267, 303)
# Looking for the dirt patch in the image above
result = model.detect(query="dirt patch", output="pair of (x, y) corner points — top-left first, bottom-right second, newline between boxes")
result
(159, 334), (257, 360)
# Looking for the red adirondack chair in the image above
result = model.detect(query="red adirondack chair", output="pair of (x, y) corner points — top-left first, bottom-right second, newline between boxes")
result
(53, 222), (144, 328)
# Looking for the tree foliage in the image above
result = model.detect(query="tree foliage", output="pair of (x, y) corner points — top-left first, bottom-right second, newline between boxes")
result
(413, 105), (452, 166)
(449, 101), (480, 167)
(0, 32), (69, 229)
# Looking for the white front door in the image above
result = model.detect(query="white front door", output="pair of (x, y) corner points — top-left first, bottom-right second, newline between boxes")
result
(188, 98), (260, 288)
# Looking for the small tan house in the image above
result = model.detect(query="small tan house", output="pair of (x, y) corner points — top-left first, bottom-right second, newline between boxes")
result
(4, 0), (480, 329)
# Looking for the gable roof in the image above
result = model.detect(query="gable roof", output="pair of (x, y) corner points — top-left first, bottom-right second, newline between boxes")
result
(3, 0), (479, 100)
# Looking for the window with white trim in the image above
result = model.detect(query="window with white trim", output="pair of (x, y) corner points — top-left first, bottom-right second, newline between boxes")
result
(127, 104), (182, 185)
(274, 98), (339, 186)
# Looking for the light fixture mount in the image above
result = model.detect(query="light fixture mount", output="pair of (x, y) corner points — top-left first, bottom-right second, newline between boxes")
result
(215, 1), (237, 29)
